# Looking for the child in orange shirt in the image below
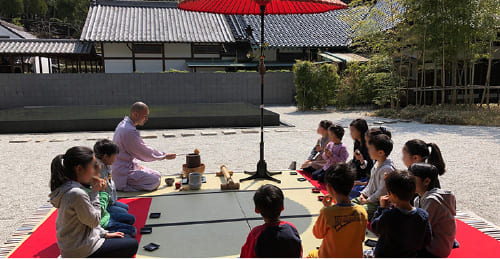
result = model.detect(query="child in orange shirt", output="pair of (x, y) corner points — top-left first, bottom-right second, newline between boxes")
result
(308, 163), (368, 258)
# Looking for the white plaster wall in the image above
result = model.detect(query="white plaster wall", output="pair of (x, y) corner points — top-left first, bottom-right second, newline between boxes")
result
(105, 59), (133, 73)
(165, 43), (191, 58)
(0, 26), (22, 39)
(34, 57), (52, 73)
(136, 60), (163, 73)
(103, 43), (132, 58)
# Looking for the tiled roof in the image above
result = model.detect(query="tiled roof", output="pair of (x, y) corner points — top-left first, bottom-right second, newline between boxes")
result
(226, 0), (397, 48)
(0, 20), (37, 39)
(0, 39), (94, 55)
(80, 0), (235, 43)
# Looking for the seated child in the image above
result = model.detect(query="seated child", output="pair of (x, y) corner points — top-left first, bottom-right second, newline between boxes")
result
(307, 163), (368, 258)
(410, 163), (456, 258)
(83, 170), (137, 237)
(349, 119), (373, 198)
(352, 134), (395, 219)
(371, 170), (432, 258)
(402, 139), (446, 188)
(240, 184), (302, 258)
(312, 124), (349, 182)
(302, 120), (333, 173)
(94, 139), (129, 214)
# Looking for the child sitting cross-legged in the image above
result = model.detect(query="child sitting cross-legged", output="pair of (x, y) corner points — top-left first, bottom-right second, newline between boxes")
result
(240, 184), (302, 258)
(94, 139), (130, 214)
(83, 166), (137, 237)
(352, 134), (395, 219)
(312, 124), (349, 183)
(371, 170), (432, 258)
(307, 163), (368, 258)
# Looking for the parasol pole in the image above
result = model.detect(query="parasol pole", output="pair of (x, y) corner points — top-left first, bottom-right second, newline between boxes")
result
(240, 4), (282, 183)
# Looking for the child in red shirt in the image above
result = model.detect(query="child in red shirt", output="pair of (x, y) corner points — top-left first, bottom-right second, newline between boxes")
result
(240, 184), (302, 258)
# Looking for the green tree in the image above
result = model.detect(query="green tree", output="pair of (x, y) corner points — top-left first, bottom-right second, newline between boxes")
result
(0, 0), (24, 18)
(24, 0), (48, 17)
(474, 0), (500, 106)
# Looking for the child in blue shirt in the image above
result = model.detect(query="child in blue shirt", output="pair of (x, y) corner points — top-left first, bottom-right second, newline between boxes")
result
(371, 170), (432, 258)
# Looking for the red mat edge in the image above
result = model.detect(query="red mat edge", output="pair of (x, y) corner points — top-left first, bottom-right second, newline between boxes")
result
(8, 197), (152, 258)
(296, 169), (500, 258)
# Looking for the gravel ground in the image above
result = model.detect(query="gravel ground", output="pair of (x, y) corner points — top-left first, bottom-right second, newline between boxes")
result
(1, 105), (499, 244)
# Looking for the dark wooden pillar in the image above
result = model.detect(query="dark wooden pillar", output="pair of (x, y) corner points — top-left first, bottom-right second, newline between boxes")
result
(131, 43), (136, 72)
(84, 59), (88, 73)
(21, 56), (25, 73)
(162, 43), (166, 72)
(38, 56), (43, 73)
(9, 56), (15, 73)
(57, 58), (61, 73)
(100, 42), (106, 73)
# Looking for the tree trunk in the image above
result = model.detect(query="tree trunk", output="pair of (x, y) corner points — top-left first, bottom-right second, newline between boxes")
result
(420, 28), (426, 106)
(480, 41), (493, 106)
(464, 62), (468, 104)
(451, 61), (457, 105)
(397, 48), (403, 111)
(441, 43), (446, 105)
(485, 40), (492, 107)
(433, 63), (438, 105)
(470, 62), (475, 104)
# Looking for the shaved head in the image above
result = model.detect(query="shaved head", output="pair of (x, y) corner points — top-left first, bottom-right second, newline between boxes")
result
(130, 102), (150, 126)
(130, 102), (148, 114)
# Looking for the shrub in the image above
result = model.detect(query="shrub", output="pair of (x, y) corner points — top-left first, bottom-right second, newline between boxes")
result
(373, 104), (500, 126)
(293, 61), (339, 111)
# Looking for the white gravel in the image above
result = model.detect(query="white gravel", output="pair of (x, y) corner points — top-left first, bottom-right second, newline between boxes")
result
(1, 105), (499, 244)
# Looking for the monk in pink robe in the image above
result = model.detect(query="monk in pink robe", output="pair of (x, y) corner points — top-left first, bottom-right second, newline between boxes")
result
(112, 102), (176, 192)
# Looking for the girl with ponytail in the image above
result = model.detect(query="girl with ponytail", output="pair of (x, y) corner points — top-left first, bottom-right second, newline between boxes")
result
(409, 163), (456, 258)
(402, 139), (446, 187)
(49, 146), (138, 258)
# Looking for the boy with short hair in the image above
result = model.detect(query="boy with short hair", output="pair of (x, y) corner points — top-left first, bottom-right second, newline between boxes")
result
(371, 170), (432, 257)
(308, 163), (368, 258)
(94, 139), (129, 213)
(352, 134), (395, 219)
(240, 184), (302, 258)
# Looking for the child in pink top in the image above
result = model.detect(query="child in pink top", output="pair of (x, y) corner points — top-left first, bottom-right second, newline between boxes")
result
(312, 125), (349, 182)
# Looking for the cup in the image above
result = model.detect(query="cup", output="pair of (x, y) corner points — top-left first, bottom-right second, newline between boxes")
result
(165, 178), (175, 187)
(189, 172), (202, 190)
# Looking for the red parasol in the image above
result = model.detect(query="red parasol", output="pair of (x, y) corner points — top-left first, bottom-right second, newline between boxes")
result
(179, 0), (347, 15)
(178, 0), (348, 183)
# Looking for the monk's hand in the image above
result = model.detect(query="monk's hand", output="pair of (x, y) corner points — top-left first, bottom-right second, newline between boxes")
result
(105, 232), (124, 239)
(165, 153), (176, 160)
